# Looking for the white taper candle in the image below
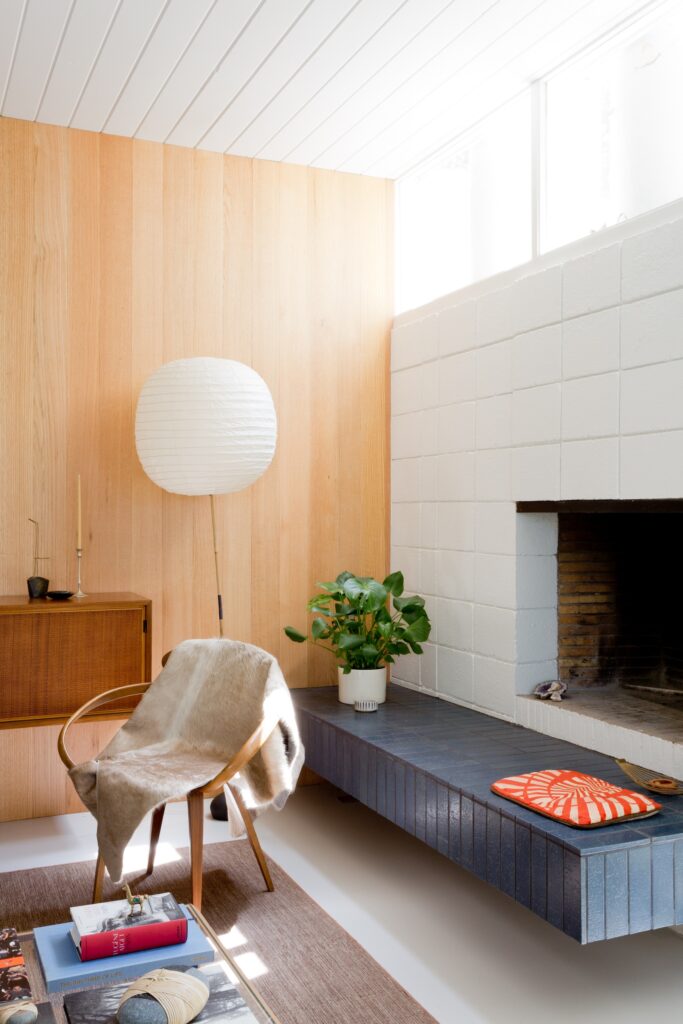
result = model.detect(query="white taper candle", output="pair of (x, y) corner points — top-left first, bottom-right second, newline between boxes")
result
(77, 474), (82, 549)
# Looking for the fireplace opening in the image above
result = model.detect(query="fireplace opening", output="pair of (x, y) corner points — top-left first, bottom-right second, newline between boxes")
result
(557, 511), (683, 708)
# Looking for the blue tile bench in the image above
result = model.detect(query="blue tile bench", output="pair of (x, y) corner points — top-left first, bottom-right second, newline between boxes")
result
(291, 685), (683, 944)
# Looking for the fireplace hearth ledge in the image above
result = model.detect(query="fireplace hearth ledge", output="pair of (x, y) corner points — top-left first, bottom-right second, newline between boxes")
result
(516, 692), (683, 779)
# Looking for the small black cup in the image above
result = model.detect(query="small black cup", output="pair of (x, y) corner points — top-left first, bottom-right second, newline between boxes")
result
(27, 576), (49, 599)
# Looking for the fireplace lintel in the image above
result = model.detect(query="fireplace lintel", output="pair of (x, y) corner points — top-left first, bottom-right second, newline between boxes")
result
(517, 499), (683, 513)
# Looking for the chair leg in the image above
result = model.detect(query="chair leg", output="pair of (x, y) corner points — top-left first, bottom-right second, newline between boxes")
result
(187, 790), (204, 911)
(92, 851), (105, 903)
(228, 785), (274, 893)
(146, 804), (166, 876)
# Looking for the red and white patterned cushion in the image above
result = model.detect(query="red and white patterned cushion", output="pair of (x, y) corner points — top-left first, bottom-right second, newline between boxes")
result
(491, 769), (661, 828)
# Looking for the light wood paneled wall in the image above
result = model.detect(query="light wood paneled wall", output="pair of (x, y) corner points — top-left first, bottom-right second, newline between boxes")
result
(0, 117), (393, 689)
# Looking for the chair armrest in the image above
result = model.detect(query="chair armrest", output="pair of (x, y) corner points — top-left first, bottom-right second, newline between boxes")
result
(57, 683), (151, 771)
(202, 712), (281, 795)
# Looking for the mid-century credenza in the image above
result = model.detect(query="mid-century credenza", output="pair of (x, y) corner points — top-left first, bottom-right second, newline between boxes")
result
(0, 593), (151, 821)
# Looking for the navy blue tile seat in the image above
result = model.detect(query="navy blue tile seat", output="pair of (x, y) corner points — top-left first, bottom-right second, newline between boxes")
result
(292, 686), (683, 943)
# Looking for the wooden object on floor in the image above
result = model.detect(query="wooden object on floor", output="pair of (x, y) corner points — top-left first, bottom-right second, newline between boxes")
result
(92, 852), (105, 904)
(58, 682), (279, 911)
(0, 593), (151, 725)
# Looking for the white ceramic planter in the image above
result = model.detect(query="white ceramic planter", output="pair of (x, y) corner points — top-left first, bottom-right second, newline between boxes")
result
(337, 666), (387, 705)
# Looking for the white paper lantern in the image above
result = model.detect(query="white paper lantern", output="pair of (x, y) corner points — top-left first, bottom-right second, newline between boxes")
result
(135, 357), (277, 496)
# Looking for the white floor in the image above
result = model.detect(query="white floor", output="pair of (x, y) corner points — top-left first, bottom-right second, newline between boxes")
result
(2, 785), (683, 1024)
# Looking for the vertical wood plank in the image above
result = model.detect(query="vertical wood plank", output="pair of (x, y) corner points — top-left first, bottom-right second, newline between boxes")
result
(32, 124), (69, 590)
(0, 120), (34, 594)
(131, 139), (164, 668)
(67, 127), (101, 598)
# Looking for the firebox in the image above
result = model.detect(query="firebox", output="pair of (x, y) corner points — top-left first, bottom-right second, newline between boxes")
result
(518, 500), (683, 709)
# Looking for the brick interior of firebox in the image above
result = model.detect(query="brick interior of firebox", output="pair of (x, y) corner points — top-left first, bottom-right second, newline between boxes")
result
(558, 513), (683, 701)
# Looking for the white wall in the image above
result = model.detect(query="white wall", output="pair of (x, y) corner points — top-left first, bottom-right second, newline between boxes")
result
(391, 198), (683, 722)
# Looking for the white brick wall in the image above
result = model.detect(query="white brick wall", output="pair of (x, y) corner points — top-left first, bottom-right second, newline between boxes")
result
(390, 202), (683, 727)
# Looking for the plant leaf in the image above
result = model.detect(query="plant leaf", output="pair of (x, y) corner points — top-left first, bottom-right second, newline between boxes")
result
(342, 577), (364, 601)
(393, 594), (425, 612)
(338, 633), (365, 650)
(311, 617), (328, 640)
(402, 605), (428, 625)
(317, 581), (344, 594)
(382, 571), (404, 597)
(403, 615), (431, 643)
(284, 626), (306, 643)
(366, 580), (388, 603)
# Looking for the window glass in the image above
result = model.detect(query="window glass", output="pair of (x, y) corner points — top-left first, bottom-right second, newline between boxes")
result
(396, 93), (531, 313)
(544, 6), (683, 252)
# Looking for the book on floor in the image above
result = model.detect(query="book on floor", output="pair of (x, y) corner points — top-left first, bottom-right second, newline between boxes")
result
(0, 926), (32, 1005)
(0, 927), (22, 961)
(0, 959), (31, 1002)
(34, 909), (214, 994)
(63, 961), (259, 1023)
(69, 893), (187, 961)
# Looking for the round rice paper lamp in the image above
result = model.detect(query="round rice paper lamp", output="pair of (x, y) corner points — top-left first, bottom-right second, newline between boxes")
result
(135, 357), (277, 496)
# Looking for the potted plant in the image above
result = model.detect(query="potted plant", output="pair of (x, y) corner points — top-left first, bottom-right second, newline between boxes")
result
(284, 571), (431, 705)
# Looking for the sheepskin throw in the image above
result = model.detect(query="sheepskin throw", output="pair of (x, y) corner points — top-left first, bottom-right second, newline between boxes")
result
(69, 639), (304, 883)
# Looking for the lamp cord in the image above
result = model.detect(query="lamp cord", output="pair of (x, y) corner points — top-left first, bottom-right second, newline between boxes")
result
(209, 494), (224, 638)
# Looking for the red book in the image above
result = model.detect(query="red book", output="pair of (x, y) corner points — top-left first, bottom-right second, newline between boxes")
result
(70, 893), (187, 962)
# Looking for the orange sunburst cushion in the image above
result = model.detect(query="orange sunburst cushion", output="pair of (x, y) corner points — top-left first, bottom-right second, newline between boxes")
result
(491, 769), (661, 828)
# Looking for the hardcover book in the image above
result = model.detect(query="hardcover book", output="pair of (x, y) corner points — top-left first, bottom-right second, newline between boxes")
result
(34, 910), (214, 994)
(70, 893), (187, 961)
(63, 962), (259, 1023)
(0, 928), (31, 1005)
(0, 928), (22, 961)
(0, 960), (31, 1002)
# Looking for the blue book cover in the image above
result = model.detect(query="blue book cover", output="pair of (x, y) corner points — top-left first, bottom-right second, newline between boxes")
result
(34, 909), (214, 994)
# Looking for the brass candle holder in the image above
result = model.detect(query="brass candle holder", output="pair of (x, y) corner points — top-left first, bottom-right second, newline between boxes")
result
(75, 547), (86, 599)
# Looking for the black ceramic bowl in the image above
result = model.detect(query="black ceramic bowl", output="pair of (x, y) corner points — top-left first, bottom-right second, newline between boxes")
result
(46, 590), (74, 601)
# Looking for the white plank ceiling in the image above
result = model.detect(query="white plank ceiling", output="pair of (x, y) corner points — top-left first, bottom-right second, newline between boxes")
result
(0, 0), (658, 179)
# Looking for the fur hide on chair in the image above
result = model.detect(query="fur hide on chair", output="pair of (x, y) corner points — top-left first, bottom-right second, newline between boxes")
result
(69, 639), (304, 883)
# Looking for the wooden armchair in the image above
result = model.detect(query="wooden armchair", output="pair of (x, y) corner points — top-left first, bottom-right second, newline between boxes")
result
(57, 680), (278, 911)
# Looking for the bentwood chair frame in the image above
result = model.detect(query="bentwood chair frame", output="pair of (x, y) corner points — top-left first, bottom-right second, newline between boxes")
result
(57, 681), (278, 911)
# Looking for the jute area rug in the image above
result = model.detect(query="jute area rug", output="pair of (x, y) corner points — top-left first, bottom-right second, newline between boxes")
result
(0, 840), (435, 1024)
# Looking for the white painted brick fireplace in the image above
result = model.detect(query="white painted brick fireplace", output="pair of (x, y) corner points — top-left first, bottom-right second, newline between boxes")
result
(390, 198), (683, 776)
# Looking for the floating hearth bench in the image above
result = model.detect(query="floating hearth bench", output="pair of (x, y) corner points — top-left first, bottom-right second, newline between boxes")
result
(291, 686), (683, 944)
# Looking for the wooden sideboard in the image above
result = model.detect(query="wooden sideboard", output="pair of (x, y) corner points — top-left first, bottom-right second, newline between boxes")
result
(0, 593), (152, 820)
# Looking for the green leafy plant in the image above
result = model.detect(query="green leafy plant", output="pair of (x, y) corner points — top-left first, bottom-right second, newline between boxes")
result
(284, 571), (431, 673)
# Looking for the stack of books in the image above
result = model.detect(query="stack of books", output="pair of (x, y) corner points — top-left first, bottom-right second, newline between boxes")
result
(0, 927), (56, 1021)
(34, 895), (215, 994)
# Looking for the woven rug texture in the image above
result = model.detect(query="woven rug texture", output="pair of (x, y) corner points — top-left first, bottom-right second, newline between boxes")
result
(0, 839), (435, 1024)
